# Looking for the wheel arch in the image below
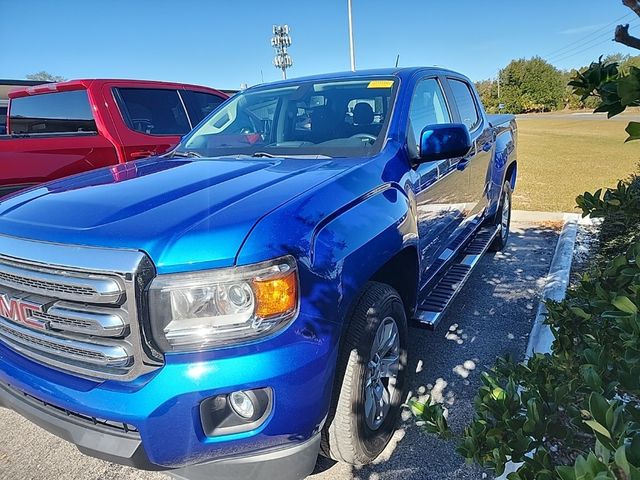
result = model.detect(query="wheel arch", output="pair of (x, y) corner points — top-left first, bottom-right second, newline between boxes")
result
(370, 247), (419, 318)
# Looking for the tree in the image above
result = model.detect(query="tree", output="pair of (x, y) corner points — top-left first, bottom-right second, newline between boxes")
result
(498, 57), (564, 113)
(569, 0), (640, 141)
(475, 79), (501, 113)
(25, 71), (66, 82)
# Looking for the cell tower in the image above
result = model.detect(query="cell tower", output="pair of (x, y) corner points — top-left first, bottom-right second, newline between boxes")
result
(272, 25), (293, 79)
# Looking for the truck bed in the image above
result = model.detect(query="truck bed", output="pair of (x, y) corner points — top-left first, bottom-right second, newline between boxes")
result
(487, 113), (516, 127)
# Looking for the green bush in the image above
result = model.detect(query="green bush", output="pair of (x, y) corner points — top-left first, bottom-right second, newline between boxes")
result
(577, 176), (640, 266)
(412, 237), (640, 479)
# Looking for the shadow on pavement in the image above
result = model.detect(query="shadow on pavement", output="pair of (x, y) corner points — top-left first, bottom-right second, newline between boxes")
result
(310, 223), (559, 480)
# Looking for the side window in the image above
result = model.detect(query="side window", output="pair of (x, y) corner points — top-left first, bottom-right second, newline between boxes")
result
(9, 90), (97, 134)
(182, 90), (226, 125)
(0, 105), (7, 135)
(408, 78), (451, 148)
(114, 88), (191, 135)
(448, 79), (480, 131)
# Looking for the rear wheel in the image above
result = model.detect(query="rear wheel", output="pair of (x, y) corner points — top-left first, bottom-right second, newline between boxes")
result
(490, 180), (512, 252)
(321, 282), (408, 465)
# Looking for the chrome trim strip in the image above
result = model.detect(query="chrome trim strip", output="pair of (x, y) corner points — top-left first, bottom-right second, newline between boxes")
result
(0, 234), (146, 274)
(35, 303), (128, 337)
(0, 260), (123, 304)
(0, 316), (131, 368)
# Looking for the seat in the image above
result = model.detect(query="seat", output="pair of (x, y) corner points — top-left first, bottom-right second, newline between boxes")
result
(350, 102), (381, 137)
(311, 106), (336, 143)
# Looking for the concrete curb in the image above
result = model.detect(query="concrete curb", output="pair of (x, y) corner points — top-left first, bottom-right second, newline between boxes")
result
(511, 210), (573, 223)
(524, 213), (580, 358)
(496, 213), (581, 480)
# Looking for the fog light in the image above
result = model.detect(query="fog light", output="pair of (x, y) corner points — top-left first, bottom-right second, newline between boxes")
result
(229, 390), (255, 419)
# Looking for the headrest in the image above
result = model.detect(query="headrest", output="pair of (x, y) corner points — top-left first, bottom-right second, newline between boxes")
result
(353, 102), (374, 125)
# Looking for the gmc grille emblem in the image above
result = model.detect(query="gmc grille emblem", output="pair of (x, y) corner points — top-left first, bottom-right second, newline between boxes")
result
(0, 293), (47, 330)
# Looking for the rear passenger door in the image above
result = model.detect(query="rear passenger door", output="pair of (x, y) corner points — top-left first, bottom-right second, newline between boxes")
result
(445, 78), (494, 221)
(181, 90), (226, 126)
(409, 77), (470, 277)
(110, 86), (192, 160)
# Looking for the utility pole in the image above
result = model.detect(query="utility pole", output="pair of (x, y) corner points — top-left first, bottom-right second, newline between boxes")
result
(272, 25), (293, 79)
(348, 0), (356, 71)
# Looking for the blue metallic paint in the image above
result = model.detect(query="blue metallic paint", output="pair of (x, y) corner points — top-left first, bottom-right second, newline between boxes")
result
(0, 67), (517, 469)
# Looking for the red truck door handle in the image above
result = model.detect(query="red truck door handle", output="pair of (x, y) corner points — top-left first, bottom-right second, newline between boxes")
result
(130, 150), (155, 160)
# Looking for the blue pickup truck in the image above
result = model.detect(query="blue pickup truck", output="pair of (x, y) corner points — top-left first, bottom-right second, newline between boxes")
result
(0, 67), (516, 479)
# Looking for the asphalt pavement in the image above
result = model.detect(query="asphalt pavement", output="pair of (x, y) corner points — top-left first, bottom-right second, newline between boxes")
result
(0, 220), (559, 480)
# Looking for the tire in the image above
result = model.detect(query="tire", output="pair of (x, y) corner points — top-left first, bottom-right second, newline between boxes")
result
(321, 281), (408, 465)
(490, 180), (513, 252)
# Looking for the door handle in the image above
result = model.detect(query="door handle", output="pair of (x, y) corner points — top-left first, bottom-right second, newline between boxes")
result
(130, 150), (154, 160)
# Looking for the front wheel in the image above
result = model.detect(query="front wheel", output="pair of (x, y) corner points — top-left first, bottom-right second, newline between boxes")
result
(321, 282), (408, 465)
(490, 180), (513, 252)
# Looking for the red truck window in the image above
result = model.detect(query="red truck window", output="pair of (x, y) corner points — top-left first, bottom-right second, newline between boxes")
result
(0, 104), (7, 134)
(9, 90), (97, 135)
(114, 88), (191, 136)
(181, 90), (225, 125)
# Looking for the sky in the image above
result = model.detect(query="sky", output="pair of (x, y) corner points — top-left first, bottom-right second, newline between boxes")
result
(1, 0), (639, 90)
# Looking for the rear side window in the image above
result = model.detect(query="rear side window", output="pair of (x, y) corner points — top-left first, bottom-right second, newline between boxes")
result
(9, 90), (96, 134)
(182, 90), (225, 125)
(0, 105), (7, 134)
(114, 88), (191, 135)
(448, 79), (480, 131)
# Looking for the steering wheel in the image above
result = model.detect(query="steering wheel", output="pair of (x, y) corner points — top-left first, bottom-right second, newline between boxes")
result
(349, 133), (377, 143)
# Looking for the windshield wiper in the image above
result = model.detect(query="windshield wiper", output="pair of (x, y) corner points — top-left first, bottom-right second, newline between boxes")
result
(251, 152), (278, 158)
(171, 150), (202, 158)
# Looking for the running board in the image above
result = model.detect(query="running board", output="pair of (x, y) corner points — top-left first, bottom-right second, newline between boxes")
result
(412, 226), (500, 330)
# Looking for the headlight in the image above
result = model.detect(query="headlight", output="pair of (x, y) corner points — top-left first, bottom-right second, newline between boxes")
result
(148, 256), (298, 352)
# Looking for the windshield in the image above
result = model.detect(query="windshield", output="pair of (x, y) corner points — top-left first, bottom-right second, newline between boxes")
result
(175, 77), (397, 158)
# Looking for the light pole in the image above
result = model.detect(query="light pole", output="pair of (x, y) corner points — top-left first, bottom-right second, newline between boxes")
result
(348, 0), (356, 71)
(272, 25), (293, 80)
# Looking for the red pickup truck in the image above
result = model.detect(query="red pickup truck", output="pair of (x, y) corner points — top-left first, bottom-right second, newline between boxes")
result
(0, 79), (228, 197)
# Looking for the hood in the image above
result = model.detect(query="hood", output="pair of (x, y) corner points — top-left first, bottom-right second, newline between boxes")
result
(0, 157), (351, 273)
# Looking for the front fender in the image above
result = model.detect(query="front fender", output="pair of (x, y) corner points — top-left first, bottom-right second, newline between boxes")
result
(310, 183), (417, 323)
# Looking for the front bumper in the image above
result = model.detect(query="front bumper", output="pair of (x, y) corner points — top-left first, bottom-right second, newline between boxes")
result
(0, 380), (320, 480)
(0, 319), (338, 473)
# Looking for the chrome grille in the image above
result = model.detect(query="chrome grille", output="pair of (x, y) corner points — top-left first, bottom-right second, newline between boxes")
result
(0, 234), (161, 380)
(0, 259), (124, 304)
(0, 269), (95, 296)
(31, 311), (93, 329)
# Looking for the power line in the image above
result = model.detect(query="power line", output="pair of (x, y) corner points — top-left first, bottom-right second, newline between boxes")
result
(546, 19), (640, 64)
(546, 30), (618, 62)
(541, 11), (635, 59)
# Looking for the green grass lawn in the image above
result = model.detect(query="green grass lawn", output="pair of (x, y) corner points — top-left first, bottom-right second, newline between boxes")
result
(513, 115), (640, 212)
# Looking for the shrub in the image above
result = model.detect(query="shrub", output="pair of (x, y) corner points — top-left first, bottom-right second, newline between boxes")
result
(412, 237), (640, 479)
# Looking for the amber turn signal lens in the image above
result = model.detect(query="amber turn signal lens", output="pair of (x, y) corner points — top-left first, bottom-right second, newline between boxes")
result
(253, 271), (297, 318)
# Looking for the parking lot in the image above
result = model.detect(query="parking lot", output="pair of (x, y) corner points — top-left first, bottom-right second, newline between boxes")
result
(0, 218), (559, 480)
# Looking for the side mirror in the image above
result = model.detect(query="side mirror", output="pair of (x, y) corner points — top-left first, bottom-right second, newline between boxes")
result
(418, 123), (472, 163)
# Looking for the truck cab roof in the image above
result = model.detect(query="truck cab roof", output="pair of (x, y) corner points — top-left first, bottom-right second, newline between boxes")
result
(244, 67), (470, 92)
(8, 78), (227, 99)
